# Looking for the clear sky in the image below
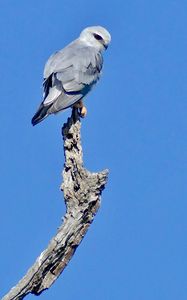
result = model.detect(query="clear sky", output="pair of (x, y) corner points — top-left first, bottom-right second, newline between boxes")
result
(0, 1), (187, 299)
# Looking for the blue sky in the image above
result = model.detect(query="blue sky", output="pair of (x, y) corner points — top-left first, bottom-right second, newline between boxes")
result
(0, 0), (187, 299)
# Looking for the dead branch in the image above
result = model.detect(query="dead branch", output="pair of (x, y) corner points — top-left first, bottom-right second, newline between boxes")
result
(2, 109), (108, 300)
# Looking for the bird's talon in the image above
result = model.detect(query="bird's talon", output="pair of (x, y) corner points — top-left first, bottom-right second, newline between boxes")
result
(80, 106), (87, 118)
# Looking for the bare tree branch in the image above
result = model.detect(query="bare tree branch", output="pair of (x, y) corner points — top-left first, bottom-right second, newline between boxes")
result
(2, 109), (108, 300)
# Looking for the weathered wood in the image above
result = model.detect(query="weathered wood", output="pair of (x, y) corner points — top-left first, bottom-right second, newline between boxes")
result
(2, 109), (108, 300)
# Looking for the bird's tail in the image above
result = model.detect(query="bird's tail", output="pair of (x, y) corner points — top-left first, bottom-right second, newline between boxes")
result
(31, 103), (51, 126)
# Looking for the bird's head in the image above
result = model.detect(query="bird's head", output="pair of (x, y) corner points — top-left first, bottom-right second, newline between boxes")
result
(79, 26), (111, 51)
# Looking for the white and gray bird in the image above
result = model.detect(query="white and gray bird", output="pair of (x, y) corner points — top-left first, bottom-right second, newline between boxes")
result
(31, 26), (111, 126)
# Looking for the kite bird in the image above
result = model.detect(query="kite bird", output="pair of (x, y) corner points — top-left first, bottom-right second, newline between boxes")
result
(31, 26), (111, 126)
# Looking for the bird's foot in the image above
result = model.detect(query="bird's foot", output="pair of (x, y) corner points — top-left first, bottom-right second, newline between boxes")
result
(79, 106), (87, 118)
(74, 100), (87, 118)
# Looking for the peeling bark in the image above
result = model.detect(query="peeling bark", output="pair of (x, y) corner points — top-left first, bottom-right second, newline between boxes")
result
(2, 109), (108, 300)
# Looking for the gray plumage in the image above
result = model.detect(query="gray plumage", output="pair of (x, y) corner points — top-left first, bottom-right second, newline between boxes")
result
(32, 26), (111, 125)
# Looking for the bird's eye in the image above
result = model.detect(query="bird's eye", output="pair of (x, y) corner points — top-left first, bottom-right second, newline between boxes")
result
(93, 33), (103, 41)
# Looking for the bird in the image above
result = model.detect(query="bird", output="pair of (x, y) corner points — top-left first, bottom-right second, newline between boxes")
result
(31, 26), (111, 126)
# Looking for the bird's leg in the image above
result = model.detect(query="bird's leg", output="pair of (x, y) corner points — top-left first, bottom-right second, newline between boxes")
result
(74, 100), (87, 118)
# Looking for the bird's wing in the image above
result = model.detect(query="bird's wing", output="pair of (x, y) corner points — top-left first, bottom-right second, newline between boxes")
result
(43, 40), (103, 108)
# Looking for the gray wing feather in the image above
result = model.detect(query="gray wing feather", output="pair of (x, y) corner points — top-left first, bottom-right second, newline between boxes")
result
(42, 40), (103, 111)
(47, 93), (83, 114)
